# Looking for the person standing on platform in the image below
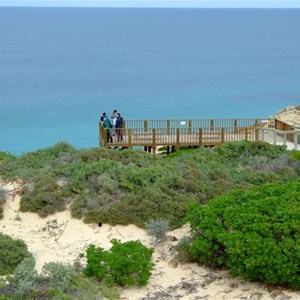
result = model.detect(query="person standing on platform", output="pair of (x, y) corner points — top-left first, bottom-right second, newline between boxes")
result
(111, 109), (118, 135)
(103, 118), (113, 143)
(100, 112), (108, 123)
(115, 113), (124, 141)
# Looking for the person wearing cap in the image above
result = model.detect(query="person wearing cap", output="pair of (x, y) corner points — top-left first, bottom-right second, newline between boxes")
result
(100, 112), (108, 123)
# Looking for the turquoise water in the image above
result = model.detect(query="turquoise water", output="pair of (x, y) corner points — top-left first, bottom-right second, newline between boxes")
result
(0, 8), (299, 155)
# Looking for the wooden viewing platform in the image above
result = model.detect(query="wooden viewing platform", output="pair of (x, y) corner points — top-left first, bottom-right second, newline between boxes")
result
(99, 118), (300, 154)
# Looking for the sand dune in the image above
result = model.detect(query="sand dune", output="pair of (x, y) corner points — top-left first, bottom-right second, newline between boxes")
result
(1, 181), (299, 300)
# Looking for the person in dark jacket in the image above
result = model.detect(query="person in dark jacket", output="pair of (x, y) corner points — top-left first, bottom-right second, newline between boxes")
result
(115, 113), (123, 141)
(100, 112), (108, 123)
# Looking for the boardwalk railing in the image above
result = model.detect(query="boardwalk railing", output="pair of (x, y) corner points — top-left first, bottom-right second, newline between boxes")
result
(99, 118), (300, 153)
(99, 117), (269, 153)
(121, 118), (263, 132)
(259, 127), (300, 150)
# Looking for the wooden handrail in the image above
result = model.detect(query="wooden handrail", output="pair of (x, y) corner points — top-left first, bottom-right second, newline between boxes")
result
(110, 118), (267, 131)
(98, 118), (280, 152)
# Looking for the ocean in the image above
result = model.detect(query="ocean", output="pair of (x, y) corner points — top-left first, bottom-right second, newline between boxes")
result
(0, 7), (299, 155)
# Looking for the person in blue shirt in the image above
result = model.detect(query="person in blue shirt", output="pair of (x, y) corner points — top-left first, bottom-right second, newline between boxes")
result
(115, 113), (124, 141)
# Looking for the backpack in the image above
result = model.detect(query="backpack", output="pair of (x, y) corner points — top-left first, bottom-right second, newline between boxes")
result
(103, 119), (111, 128)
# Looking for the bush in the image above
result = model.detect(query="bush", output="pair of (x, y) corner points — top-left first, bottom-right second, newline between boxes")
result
(215, 141), (287, 161)
(83, 239), (154, 286)
(0, 189), (6, 220)
(20, 174), (72, 217)
(187, 180), (300, 289)
(1, 260), (106, 300)
(0, 234), (32, 275)
(2, 141), (299, 230)
(19, 141), (76, 170)
(145, 219), (169, 243)
(0, 142), (76, 180)
(176, 236), (194, 263)
(11, 257), (37, 297)
(42, 262), (75, 291)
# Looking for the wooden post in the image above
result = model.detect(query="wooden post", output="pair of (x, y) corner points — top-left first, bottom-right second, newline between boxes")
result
(152, 129), (156, 155)
(176, 128), (180, 151)
(167, 146), (170, 155)
(210, 119), (214, 132)
(255, 127), (259, 142)
(188, 120), (192, 135)
(122, 120), (126, 138)
(199, 128), (203, 147)
(128, 129), (132, 149)
(255, 119), (259, 142)
(144, 120), (148, 133)
(221, 127), (225, 144)
(99, 122), (103, 145)
(167, 120), (170, 135)
(234, 119), (238, 134)
(103, 128), (107, 146)
(245, 127), (248, 141)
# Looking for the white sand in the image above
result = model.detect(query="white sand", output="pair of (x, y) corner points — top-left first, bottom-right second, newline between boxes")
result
(1, 181), (300, 300)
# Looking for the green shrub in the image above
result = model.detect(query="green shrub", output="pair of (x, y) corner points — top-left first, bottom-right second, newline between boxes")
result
(11, 257), (37, 297)
(187, 180), (300, 289)
(1, 141), (299, 231)
(0, 234), (32, 275)
(0, 189), (6, 219)
(0, 151), (15, 161)
(20, 142), (76, 169)
(176, 236), (194, 263)
(20, 174), (72, 217)
(1, 259), (106, 300)
(42, 262), (75, 291)
(0, 142), (76, 180)
(215, 141), (287, 161)
(145, 219), (169, 243)
(83, 239), (154, 286)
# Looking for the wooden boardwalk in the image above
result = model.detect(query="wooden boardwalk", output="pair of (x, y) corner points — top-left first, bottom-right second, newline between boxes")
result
(99, 118), (268, 154)
(99, 118), (300, 153)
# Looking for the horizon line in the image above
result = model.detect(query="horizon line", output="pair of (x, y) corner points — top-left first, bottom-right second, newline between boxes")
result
(1, 5), (300, 8)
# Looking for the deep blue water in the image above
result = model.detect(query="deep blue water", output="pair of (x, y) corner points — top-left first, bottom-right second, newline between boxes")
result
(0, 8), (300, 155)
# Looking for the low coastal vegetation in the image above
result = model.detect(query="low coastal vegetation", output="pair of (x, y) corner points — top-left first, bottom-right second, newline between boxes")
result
(0, 255), (116, 299)
(0, 189), (6, 219)
(0, 141), (299, 228)
(187, 180), (300, 289)
(1, 140), (300, 296)
(0, 234), (32, 276)
(82, 239), (154, 287)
